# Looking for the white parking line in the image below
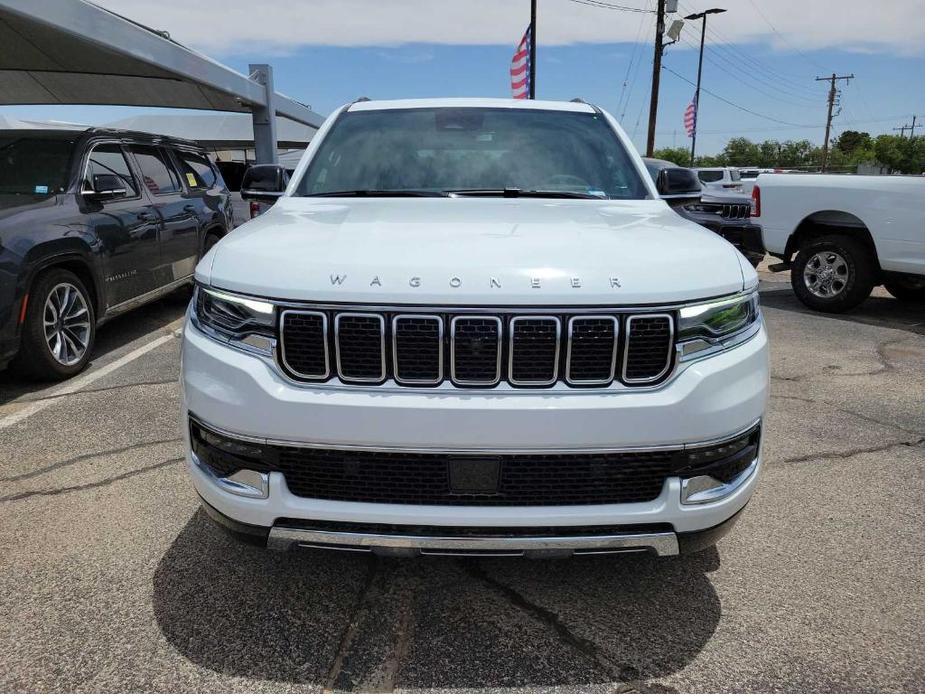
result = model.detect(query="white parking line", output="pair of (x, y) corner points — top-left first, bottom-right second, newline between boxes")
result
(0, 333), (176, 431)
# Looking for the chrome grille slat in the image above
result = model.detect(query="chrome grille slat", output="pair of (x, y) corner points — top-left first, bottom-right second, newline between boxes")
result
(279, 310), (329, 379)
(450, 316), (503, 386)
(279, 308), (676, 388)
(392, 314), (443, 385)
(334, 313), (386, 383)
(622, 314), (674, 384)
(509, 316), (560, 386)
(566, 316), (619, 385)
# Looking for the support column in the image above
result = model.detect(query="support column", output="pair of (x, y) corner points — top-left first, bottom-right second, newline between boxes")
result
(248, 63), (278, 165)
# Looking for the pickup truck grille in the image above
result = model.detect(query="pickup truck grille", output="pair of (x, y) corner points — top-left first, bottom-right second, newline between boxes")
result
(280, 308), (674, 388)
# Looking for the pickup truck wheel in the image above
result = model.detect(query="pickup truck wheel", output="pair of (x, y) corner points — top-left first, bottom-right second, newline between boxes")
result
(12, 268), (96, 381)
(883, 277), (925, 303)
(791, 236), (874, 313)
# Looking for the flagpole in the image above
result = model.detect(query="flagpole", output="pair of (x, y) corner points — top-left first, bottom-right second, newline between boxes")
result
(529, 0), (537, 99)
(686, 8), (725, 166)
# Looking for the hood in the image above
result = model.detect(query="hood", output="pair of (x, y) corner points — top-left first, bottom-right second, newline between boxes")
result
(201, 197), (746, 305)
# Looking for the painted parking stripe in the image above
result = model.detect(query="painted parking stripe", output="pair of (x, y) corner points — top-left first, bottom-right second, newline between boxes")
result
(0, 333), (176, 430)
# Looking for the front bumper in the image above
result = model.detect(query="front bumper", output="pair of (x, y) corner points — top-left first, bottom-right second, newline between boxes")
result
(182, 317), (768, 553)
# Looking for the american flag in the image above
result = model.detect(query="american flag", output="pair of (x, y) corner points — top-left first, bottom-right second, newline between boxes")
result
(684, 95), (698, 137)
(510, 25), (531, 99)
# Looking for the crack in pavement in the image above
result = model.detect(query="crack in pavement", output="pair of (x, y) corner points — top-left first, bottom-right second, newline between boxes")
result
(777, 438), (925, 465)
(770, 394), (925, 438)
(0, 456), (183, 502)
(0, 437), (183, 483)
(770, 336), (912, 384)
(462, 561), (626, 684)
(322, 557), (380, 694)
(13, 379), (178, 405)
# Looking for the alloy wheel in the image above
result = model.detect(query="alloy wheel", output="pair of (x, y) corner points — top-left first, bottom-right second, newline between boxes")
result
(43, 282), (91, 366)
(803, 251), (849, 299)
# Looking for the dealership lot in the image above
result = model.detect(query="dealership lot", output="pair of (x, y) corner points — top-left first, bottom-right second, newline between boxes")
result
(0, 277), (923, 694)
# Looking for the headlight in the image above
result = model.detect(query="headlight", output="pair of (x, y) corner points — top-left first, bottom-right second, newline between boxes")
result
(677, 291), (760, 360)
(191, 285), (276, 355)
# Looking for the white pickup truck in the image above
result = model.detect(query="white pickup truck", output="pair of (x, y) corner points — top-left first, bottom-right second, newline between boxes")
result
(755, 174), (925, 312)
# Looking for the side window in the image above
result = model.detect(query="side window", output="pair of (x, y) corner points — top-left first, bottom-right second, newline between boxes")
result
(85, 144), (138, 196)
(130, 145), (182, 195)
(176, 150), (217, 189)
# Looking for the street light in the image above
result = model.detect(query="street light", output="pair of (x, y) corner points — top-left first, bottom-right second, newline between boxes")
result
(684, 7), (726, 167)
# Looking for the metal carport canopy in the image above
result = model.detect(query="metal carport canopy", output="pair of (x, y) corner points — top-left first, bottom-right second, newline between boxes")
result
(0, 0), (326, 162)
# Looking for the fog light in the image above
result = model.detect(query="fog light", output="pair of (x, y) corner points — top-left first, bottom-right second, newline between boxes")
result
(680, 460), (758, 505)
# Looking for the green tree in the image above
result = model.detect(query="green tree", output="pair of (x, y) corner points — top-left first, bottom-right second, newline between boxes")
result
(835, 130), (872, 155)
(721, 137), (762, 167)
(651, 147), (693, 166)
(872, 134), (925, 173)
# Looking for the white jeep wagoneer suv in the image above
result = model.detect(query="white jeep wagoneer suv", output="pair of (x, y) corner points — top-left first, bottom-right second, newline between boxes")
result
(182, 98), (768, 557)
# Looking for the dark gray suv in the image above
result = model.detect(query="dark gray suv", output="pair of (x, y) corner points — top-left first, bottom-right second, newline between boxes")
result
(0, 128), (232, 380)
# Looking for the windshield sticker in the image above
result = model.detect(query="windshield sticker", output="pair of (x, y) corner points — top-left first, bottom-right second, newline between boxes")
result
(34, 185), (49, 194)
(185, 173), (198, 187)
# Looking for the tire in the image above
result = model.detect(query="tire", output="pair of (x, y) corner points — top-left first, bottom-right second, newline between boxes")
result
(202, 231), (222, 257)
(11, 268), (96, 381)
(883, 277), (925, 304)
(790, 235), (875, 313)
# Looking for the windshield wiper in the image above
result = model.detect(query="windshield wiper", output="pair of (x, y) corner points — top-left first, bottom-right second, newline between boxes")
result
(303, 189), (448, 198)
(446, 188), (607, 199)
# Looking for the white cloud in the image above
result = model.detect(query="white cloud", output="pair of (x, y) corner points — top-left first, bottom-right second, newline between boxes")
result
(94, 0), (925, 56)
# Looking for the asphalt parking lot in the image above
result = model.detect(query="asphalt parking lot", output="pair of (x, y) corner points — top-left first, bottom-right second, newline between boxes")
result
(1, 273), (923, 694)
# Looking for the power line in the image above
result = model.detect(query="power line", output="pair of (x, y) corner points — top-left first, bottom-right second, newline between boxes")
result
(565, 0), (655, 13)
(745, 0), (826, 71)
(617, 0), (654, 119)
(673, 27), (820, 108)
(661, 63), (814, 126)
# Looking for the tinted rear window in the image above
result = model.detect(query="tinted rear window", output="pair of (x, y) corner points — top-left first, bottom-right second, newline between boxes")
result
(131, 145), (182, 195)
(697, 171), (724, 183)
(176, 150), (218, 188)
(0, 136), (75, 195)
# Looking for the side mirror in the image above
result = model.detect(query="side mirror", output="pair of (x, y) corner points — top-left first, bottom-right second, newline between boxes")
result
(82, 173), (127, 200)
(240, 165), (288, 203)
(656, 168), (701, 197)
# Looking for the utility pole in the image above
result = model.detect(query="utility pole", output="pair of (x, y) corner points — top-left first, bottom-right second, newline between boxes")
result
(815, 72), (853, 172)
(686, 8), (726, 167)
(894, 115), (918, 139)
(529, 0), (537, 99)
(645, 0), (666, 156)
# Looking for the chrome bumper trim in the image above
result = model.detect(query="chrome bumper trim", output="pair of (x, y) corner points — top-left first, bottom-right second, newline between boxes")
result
(266, 527), (680, 556)
(681, 457), (760, 505)
(187, 412), (761, 455)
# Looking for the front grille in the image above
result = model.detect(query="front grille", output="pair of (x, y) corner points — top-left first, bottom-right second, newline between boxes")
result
(279, 307), (676, 389)
(190, 420), (760, 508)
(721, 203), (751, 220)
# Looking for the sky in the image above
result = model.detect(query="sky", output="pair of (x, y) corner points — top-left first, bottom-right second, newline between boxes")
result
(2, 0), (924, 155)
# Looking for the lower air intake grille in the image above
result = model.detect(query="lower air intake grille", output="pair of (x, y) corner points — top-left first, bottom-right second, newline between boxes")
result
(276, 447), (676, 506)
(623, 314), (673, 383)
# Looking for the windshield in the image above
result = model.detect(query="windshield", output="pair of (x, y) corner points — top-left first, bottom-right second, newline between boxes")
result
(0, 135), (76, 195)
(295, 107), (649, 199)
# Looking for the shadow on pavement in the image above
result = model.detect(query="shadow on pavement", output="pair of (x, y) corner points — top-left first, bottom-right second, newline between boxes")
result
(154, 510), (721, 690)
(0, 291), (188, 404)
(759, 285), (925, 336)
